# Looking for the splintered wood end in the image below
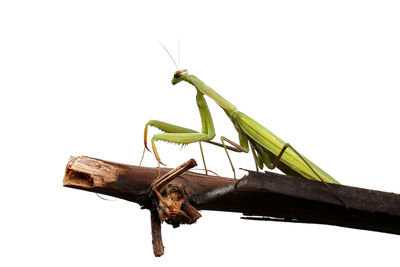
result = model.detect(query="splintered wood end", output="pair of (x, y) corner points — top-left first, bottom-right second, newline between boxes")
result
(63, 156), (119, 188)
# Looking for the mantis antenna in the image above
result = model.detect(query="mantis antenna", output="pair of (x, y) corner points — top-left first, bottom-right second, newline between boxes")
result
(159, 41), (178, 70)
(178, 39), (181, 69)
(139, 41), (179, 169)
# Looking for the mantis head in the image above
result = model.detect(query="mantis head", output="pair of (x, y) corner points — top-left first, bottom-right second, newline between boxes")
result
(171, 69), (189, 85)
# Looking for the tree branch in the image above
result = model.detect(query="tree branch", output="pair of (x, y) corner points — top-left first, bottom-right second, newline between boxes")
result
(64, 156), (400, 255)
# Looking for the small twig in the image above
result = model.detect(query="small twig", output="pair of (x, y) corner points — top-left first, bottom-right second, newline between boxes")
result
(150, 209), (164, 257)
(147, 158), (200, 255)
(150, 158), (197, 192)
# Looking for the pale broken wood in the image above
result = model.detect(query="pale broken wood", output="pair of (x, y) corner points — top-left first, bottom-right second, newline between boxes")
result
(64, 156), (232, 204)
(64, 156), (120, 188)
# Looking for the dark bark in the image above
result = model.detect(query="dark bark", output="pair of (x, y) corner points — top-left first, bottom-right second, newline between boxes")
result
(150, 210), (164, 257)
(64, 156), (400, 238)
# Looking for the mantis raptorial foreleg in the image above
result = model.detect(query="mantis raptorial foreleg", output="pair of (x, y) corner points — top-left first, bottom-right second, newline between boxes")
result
(141, 120), (245, 173)
(141, 91), (216, 174)
(141, 120), (213, 163)
(142, 88), (248, 178)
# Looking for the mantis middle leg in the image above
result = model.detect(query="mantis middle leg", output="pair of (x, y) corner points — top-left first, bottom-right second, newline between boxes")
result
(220, 134), (251, 182)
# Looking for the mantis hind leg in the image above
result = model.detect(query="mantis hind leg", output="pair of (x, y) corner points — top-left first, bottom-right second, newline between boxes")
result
(267, 143), (325, 181)
(268, 143), (348, 208)
(250, 144), (260, 172)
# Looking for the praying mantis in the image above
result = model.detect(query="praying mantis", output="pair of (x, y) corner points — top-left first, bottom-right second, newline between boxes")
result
(141, 68), (340, 187)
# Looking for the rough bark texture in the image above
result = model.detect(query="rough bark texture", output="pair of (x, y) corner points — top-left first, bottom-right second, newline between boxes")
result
(64, 156), (400, 241)
(150, 210), (164, 257)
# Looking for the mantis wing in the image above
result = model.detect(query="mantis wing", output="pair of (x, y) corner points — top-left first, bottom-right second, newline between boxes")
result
(235, 112), (339, 184)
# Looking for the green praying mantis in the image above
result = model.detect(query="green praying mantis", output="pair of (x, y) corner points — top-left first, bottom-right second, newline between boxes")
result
(141, 66), (340, 190)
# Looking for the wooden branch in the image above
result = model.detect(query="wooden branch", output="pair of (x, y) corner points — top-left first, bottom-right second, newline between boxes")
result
(150, 209), (164, 257)
(64, 156), (400, 255)
(63, 155), (232, 205)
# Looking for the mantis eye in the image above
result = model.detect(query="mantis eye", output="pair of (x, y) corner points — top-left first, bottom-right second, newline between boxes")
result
(174, 69), (188, 78)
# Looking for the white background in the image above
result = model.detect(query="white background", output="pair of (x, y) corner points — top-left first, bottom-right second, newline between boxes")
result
(1, 1), (400, 266)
